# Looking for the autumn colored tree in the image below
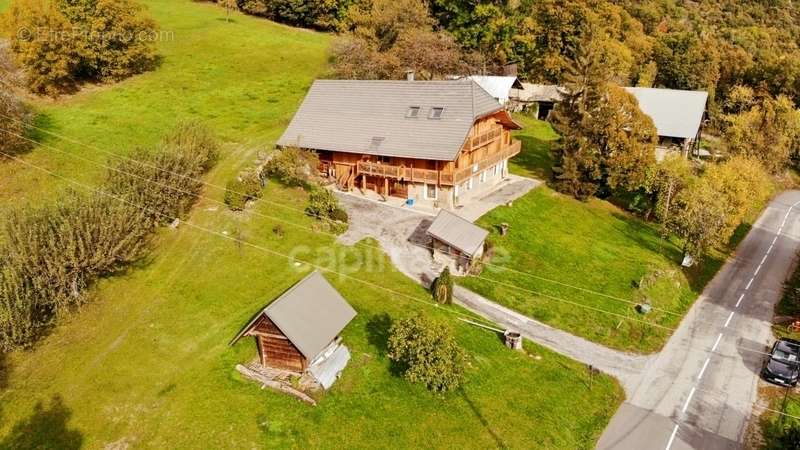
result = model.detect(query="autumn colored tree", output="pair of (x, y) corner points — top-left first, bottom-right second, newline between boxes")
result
(644, 154), (694, 227)
(1, 0), (78, 95)
(551, 46), (657, 199)
(2, 0), (158, 95)
(722, 88), (800, 174)
(666, 177), (729, 258)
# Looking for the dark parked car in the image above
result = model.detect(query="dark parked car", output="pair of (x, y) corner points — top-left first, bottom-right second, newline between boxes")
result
(762, 338), (800, 386)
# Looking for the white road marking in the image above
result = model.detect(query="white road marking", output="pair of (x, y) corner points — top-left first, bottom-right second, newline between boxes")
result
(773, 236), (779, 245)
(754, 265), (762, 276)
(735, 293), (745, 308)
(761, 254), (768, 265)
(724, 311), (735, 328)
(682, 387), (697, 413)
(712, 333), (724, 352)
(767, 244), (774, 254)
(745, 278), (754, 290)
(665, 424), (680, 450)
(698, 357), (711, 381)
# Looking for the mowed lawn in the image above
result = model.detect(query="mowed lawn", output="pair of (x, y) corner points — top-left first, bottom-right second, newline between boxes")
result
(460, 115), (705, 353)
(0, 1), (623, 448)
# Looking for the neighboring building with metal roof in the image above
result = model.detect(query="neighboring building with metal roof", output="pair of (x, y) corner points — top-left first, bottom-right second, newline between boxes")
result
(623, 87), (708, 155)
(231, 271), (356, 388)
(466, 75), (523, 105)
(427, 209), (489, 274)
(276, 78), (524, 210)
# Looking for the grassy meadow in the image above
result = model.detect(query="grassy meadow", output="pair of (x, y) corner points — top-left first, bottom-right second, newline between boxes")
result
(0, 1), (623, 448)
(459, 115), (746, 353)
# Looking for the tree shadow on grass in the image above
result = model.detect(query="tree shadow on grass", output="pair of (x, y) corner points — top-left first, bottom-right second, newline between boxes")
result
(512, 134), (555, 182)
(0, 352), (8, 391)
(0, 394), (83, 450)
(365, 313), (392, 357)
(459, 389), (507, 449)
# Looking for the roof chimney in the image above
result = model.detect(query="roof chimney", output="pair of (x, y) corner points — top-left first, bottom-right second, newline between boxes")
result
(405, 70), (415, 81)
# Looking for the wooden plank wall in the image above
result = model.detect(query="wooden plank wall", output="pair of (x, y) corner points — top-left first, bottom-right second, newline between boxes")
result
(252, 315), (306, 372)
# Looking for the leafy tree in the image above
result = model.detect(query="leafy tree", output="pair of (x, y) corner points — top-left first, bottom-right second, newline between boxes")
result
(219, 0), (238, 22)
(703, 156), (772, 240)
(237, 0), (349, 30)
(431, 267), (453, 304)
(58, 0), (158, 81)
(666, 177), (729, 258)
(265, 147), (320, 186)
(387, 313), (466, 392)
(342, 0), (434, 51)
(224, 170), (263, 211)
(551, 47), (657, 199)
(722, 90), (800, 174)
(645, 154), (694, 226)
(2, 0), (79, 95)
(2, 0), (158, 95)
(652, 30), (720, 94)
(305, 187), (339, 219)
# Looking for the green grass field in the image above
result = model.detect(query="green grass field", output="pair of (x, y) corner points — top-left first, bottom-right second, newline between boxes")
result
(0, 1), (623, 448)
(459, 116), (735, 353)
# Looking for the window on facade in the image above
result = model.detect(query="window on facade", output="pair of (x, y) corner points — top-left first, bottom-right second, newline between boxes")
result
(425, 183), (438, 200)
(480, 171), (486, 183)
(429, 107), (445, 119)
(406, 106), (420, 118)
(493, 164), (499, 176)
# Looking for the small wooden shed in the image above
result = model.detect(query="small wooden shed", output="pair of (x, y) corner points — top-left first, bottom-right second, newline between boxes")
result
(230, 271), (357, 375)
(427, 210), (489, 274)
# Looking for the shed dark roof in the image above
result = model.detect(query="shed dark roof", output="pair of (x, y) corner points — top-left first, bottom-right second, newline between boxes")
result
(231, 271), (357, 359)
(277, 79), (504, 161)
(427, 210), (488, 257)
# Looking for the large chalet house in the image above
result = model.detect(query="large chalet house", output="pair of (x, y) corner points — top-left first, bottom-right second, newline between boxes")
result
(277, 79), (523, 209)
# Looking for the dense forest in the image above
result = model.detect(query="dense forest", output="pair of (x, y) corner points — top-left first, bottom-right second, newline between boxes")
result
(232, 0), (800, 111)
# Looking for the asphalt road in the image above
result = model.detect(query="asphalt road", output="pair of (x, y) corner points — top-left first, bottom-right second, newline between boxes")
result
(598, 191), (800, 450)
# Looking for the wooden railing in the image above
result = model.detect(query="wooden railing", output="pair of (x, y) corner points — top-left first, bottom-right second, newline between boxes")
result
(452, 139), (521, 185)
(357, 161), (439, 184)
(463, 126), (503, 151)
(355, 139), (521, 186)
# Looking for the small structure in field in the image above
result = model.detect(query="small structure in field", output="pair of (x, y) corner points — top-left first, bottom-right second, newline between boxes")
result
(426, 210), (489, 274)
(230, 271), (357, 390)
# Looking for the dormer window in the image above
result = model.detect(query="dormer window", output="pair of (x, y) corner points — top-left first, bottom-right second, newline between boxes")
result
(406, 106), (420, 118)
(429, 107), (445, 119)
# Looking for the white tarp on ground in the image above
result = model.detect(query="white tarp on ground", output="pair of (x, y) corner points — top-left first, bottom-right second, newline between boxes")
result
(308, 344), (351, 390)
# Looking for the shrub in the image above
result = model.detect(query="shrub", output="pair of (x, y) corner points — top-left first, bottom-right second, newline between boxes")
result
(0, 89), (35, 156)
(0, 123), (218, 351)
(265, 147), (320, 187)
(431, 267), (453, 305)
(272, 224), (285, 238)
(107, 123), (219, 224)
(224, 170), (263, 211)
(2, 0), (158, 95)
(330, 207), (348, 223)
(387, 313), (466, 392)
(305, 187), (338, 219)
(0, 192), (150, 350)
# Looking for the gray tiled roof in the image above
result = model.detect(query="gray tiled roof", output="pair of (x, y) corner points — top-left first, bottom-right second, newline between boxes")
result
(427, 210), (488, 257)
(624, 87), (708, 139)
(277, 79), (503, 161)
(231, 271), (357, 360)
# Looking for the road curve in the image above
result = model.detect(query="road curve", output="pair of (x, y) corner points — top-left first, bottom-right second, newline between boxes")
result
(598, 191), (800, 450)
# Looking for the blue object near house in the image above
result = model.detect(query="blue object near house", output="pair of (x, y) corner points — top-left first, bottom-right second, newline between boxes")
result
(406, 198), (415, 207)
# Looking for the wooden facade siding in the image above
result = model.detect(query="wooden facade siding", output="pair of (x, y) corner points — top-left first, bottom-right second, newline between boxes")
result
(251, 316), (307, 372)
(315, 111), (520, 191)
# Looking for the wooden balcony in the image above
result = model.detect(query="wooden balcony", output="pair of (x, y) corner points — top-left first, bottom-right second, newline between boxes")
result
(355, 139), (522, 186)
(463, 126), (503, 152)
(452, 139), (521, 185)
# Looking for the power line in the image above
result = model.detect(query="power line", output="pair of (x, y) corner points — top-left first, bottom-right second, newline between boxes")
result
(0, 126), (681, 330)
(0, 115), (687, 318)
(0, 147), (502, 330)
